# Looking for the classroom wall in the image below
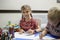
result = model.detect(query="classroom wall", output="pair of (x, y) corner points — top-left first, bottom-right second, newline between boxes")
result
(0, 13), (48, 27)
(0, 0), (60, 10)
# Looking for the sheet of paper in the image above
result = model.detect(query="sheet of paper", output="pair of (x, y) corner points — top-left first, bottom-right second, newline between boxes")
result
(14, 32), (55, 40)
(14, 32), (35, 39)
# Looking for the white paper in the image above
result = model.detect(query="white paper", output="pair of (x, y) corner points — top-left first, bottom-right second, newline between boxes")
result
(14, 32), (35, 39)
(14, 32), (55, 40)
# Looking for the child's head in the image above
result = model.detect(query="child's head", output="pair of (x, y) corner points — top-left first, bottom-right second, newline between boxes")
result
(21, 5), (32, 18)
(48, 7), (60, 25)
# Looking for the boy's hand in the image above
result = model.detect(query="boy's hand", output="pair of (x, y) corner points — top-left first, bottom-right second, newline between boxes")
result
(39, 28), (47, 39)
(19, 29), (24, 34)
(27, 29), (34, 35)
(40, 33), (44, 39)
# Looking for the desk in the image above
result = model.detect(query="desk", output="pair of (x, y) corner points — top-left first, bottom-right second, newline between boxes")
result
(13, 24), (55, 40)
(13, 32), (55, 40)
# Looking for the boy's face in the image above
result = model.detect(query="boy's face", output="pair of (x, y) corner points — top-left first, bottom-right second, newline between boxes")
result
(22, 9), (31, 18)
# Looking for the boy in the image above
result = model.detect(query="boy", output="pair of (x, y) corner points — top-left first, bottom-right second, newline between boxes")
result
(40, 7), (60, 39)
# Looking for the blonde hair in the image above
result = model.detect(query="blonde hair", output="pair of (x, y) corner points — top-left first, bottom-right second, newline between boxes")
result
(21, 5), (31, 11)
(48, 7), (60, 22)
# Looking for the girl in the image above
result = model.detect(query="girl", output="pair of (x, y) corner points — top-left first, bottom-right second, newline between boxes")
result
(40, 7), (60, 39)
(19, 5), (41, 34)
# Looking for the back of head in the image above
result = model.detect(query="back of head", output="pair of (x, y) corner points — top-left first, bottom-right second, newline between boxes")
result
(48, 7), (60, 23)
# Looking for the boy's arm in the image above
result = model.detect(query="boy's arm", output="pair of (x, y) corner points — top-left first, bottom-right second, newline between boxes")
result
(39, 28), (48, 39)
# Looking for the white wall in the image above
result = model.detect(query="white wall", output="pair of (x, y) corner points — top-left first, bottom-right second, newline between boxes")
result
(0, 13), (21, 27)
(0, 13), (48, 27)
(0, 0), (60, 10)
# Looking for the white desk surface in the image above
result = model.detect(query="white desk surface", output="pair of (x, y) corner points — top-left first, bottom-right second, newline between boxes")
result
(14, 32), (55, 40)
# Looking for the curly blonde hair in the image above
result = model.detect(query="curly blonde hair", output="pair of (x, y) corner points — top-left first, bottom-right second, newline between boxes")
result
(48, 7), (60, 22)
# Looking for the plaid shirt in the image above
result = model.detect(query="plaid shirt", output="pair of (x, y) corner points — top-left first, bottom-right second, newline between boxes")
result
(19, 18), (38, 31)
(46, 20), (60, 37)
